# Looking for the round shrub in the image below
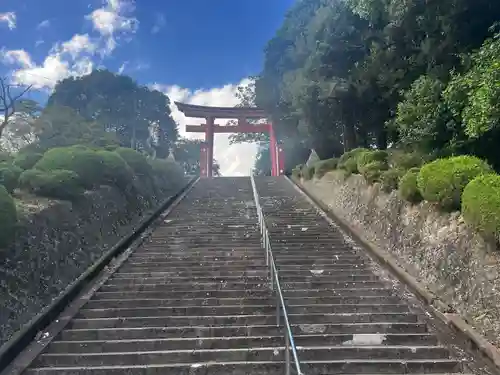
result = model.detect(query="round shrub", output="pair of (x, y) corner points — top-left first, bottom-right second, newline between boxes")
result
(462, 174), (500, 240)
(339, 148), (369, 171)
(417, 155), (492, 210)
(114, 148), (153, 177)
(95, 151), (135, 190)
(399, 167), (422, 203)
(13, 153), (43, 170)
(148, 158), (185, 186)
(389, 151), (425, 171)
(19, 169), (84, 201)
(0, 185), (17, 247)
(357, 150), (388, 174)
(380, 168), (405, 193)
(343, 158), (359, 174)
(0, 164), (22, 193)
(34, 146), (134, 192)
(361, 160), (388, 184)
(315, 158), (338, 178)
(292, 166), (302, 179)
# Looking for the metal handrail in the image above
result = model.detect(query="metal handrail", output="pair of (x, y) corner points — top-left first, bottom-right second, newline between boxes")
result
(250, 176), (303, 375)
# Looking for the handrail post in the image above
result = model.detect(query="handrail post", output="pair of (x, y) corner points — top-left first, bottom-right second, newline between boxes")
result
(285, 332), (291, 375)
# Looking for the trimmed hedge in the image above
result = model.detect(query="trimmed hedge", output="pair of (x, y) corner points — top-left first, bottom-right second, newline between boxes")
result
(0, 152), (13, 164)
(361, 160), (388, 184)
(462, 174), (500, 240)
(389, 150), (425, 171)
(301, 165), (315, 180)
(417, 155), (492, 210)
(339, 148), (369, 173)
(399, 167), (422, 203)
(148, 158), (185, 183)
(0, 164), (22, 193)
(0, 185), (17, 247)
(114, 148), (153, 177)
(19, 169), (84, 201)
(34, 146), (134, 191)
(13, 152), (43, 170)
(357, 150), (388, 174)
(380, 168), (404, 193)
(314, 158), (338, 178)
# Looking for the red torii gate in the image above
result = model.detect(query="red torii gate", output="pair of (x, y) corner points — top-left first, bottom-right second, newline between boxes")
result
(175, 102), (284, 178)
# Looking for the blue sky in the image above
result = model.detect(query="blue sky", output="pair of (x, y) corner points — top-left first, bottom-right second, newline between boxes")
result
(0, 0), (295, 175)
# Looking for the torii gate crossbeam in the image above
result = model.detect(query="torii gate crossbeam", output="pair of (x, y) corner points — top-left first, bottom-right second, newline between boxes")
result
(175, 102), (284, 177)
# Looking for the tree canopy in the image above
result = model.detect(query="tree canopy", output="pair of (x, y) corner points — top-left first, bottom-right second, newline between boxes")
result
(47, 70), (178, 157)
(253, 0), (500, 170)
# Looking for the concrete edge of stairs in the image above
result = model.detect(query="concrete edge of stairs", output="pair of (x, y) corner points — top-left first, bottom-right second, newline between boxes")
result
(288, 175), (500, 375)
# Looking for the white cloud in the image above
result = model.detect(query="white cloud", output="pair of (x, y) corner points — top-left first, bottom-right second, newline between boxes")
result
(151, 13), (165, 34)
(1, 49), (33, 68)
(37, 19), (50, 29)
(86, 0), (138, 55)
(1, 34), (98, 90)
(0, 12), (16, 30)
(152, 78), (259, 176)
(35, 40), (45, 47)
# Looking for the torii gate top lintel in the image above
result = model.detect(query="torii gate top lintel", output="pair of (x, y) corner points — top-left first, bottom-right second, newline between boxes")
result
(174, 102), (266, 119)
(175, 102), (284, 178)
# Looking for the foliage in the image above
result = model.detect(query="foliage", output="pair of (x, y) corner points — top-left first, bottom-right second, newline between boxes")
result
(388, 150), (425, 171)
(357, 150), (388, 174)
(148, 158), (185, 183)
(13, 152), (43, 170)
(399, 167), (422, 204)
(174, 138), (221, 176)
(114, 147), (153, 177)
(0, 185), (17, 247)
(417, 155), (492, 210)
(0, 163), (22, 193)
(380, 168), (404, 193)
(0, 151), (13, 163)
(47, 70), (178, 154)
(315, 158), (338, 178)
(19, 169), (83, 201)
(34, 146), (134, 192)
(444, 34), (500, 138)
(462, 173), (500, 240)
(361, 160), (388, 184)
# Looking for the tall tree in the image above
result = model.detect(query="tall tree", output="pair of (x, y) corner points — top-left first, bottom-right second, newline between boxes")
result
(47, 70), (178, 154)
(0, 77), (32, 139)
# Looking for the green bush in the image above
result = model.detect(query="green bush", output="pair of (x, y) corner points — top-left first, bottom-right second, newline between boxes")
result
(0, 164), (22, 193)
(357, 150), (388, 174)
(389, 150), (425, 171)
(0, 185), (17, 247)
(399, 167), (422, 203)
(19, 169), (84, 200)
(417, 155), (492, 210)
(292, 165), (302, 179)
(34, 146), (134, 191)
(380, 168), (405, 193)
(462, 174), (500, 240)
(148, 158), (185, 183)
(314, 158), (338, 178)
(339, 148), (369, 172)
(13, 153), (44, 170)
(361, 160), (388, 184)
(114, 148), (153, 177)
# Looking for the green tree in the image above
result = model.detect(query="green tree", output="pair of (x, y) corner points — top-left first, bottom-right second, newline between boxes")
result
(47, 70), (178, 154)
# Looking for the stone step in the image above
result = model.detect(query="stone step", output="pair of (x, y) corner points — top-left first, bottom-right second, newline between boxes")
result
(112, 269), (269, 278)
(98, 280), (385, 293)
(47, 333), (439, 354)
(77, 303), (410, 319)
(68, 312), (419, 329)
(118, 264), (269, 272)
(124, 260), (267, 267)
(24, 362), (468, 375)
(84, 295), (403, 309)
(33, 346), (452, 367)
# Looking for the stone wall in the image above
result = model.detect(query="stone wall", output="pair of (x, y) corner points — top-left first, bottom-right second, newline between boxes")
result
(299, 171), (500, 346)
(0, 181), (185, 345)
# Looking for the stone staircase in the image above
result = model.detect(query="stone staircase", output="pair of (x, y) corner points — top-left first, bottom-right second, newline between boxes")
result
(22, 178), (286, 374)
(14, 176), (477, 374)
(254, 176), (472, 375)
